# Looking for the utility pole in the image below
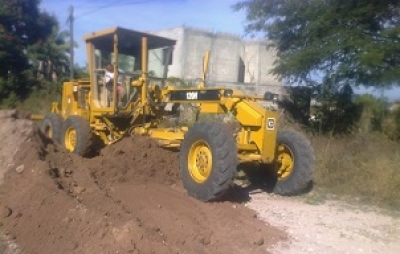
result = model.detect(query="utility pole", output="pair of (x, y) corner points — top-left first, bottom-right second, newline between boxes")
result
(68, 5), (74, 80)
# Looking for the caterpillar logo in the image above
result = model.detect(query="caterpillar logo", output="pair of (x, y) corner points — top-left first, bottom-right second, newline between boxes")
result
(267, 118), (275, 130)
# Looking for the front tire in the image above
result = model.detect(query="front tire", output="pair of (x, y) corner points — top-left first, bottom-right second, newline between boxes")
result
(40, 113), (63, 143)
(180, 122), (238, 201)
(273, 130), (314, 195)
(61, 116), (93, 157)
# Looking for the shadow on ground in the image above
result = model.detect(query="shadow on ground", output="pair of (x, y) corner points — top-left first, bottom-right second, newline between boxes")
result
(223, 162), (314, 203)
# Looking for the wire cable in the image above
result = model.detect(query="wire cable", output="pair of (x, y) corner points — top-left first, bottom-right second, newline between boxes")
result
(75, 0), (155, 19)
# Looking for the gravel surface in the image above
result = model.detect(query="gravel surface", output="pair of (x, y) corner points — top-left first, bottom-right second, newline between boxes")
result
(246, 190), (400, 254)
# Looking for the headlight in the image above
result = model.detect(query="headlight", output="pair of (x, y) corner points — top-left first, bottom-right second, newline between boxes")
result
(264, 92), (274, 101)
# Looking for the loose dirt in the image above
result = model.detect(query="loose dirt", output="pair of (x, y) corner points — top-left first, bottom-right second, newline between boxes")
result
(0, 110), (285, 254)
(1, 110), (400, 254)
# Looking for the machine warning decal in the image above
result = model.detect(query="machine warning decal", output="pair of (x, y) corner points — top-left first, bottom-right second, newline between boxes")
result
(267, 118), (275, 130)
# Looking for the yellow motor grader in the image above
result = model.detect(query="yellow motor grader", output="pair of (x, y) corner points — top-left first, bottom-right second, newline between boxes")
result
(39, 27), (314, 201)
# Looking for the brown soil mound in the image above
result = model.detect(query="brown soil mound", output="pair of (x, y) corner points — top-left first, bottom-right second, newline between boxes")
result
(0, 111), (286, 254)
(0, 110), (36, 185)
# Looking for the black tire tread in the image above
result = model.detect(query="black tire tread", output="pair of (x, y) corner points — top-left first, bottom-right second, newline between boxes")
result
(40, 113), (63, 143)
(62, 116), (93, 157)
(273, 130), (315, 196)
(180, 122), (238, 201)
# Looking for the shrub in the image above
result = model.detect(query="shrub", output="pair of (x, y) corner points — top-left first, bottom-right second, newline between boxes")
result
(354, 94), (389, 133)
(384, 106), (400, 140)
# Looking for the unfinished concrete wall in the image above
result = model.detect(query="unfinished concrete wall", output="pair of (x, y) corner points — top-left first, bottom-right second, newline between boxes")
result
(258, 42), (280, 86)
(151, 26), (283, 94)
(150, 27), (185, 78)
(178, 28), (242, 82)
(183, 28), (214, 80)
(242, 42), (259, 84)
(243, 41), (280, 86)
(209, 33), (242, 82)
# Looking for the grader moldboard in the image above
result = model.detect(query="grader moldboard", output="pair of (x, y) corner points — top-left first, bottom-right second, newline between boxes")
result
(39, 27), (314, 201)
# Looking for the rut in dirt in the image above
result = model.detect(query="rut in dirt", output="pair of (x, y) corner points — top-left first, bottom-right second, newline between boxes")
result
(0, 112), (286, 254)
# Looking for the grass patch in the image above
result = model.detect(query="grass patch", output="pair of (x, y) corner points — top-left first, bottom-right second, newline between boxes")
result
(301, 192), (328, 205)
(310, 132), (400, 209)
(0, 84), (61, 115)
(16, 89), (60, 115)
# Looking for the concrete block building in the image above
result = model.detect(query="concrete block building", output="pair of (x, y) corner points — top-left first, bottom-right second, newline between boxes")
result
(149, 26), (283, 96)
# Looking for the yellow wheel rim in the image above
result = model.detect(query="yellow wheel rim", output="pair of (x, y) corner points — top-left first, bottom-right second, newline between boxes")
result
(188, 140), (213, 183)
(45, 126), (53, 139)
(65, 126), (77, 152)
(276, 144), (294, 180)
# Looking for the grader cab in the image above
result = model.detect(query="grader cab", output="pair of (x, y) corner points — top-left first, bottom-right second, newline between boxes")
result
(40, 26), (315, 201)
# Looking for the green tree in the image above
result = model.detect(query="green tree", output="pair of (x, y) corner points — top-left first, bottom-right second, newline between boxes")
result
(28, 14), (71, 82)
(0, 0), (61, 102)
(74, 63), (89, 79)
(233, 0), (400, 88)
(309, 80), (360, 134)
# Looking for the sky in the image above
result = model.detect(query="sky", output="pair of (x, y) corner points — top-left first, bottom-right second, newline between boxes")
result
(39, 0), (400, 101)
(40, 0), (247, 66)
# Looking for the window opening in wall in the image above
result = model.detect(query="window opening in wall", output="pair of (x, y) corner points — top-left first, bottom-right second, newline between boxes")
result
(163, 47), (173, 65)
(237, 57), (245, 83)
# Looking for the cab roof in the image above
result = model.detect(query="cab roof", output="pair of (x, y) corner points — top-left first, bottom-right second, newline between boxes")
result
(83, 26), (176, 54)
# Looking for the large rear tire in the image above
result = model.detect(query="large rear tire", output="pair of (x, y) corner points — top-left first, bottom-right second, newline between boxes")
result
(180, 122), (238, 201)
(273, 130), (314, 195)
(40, 113), (63, 143)
(61, 116), (93, 157)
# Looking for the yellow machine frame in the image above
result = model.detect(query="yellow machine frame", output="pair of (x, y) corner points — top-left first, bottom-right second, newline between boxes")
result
(37, 26), (316, 202)
(52, 27), (279, 164)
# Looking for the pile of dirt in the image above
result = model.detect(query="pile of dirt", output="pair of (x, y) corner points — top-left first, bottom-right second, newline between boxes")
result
(0, 110), (286, 254)
(0, 110), (36, 185)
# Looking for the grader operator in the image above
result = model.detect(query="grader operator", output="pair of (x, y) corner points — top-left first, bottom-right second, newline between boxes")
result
(40, 26), (314, 201)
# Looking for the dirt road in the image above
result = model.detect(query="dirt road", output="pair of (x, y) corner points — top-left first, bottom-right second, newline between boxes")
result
(1, 110), (399, 254)
(247, 192), (400, 254)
